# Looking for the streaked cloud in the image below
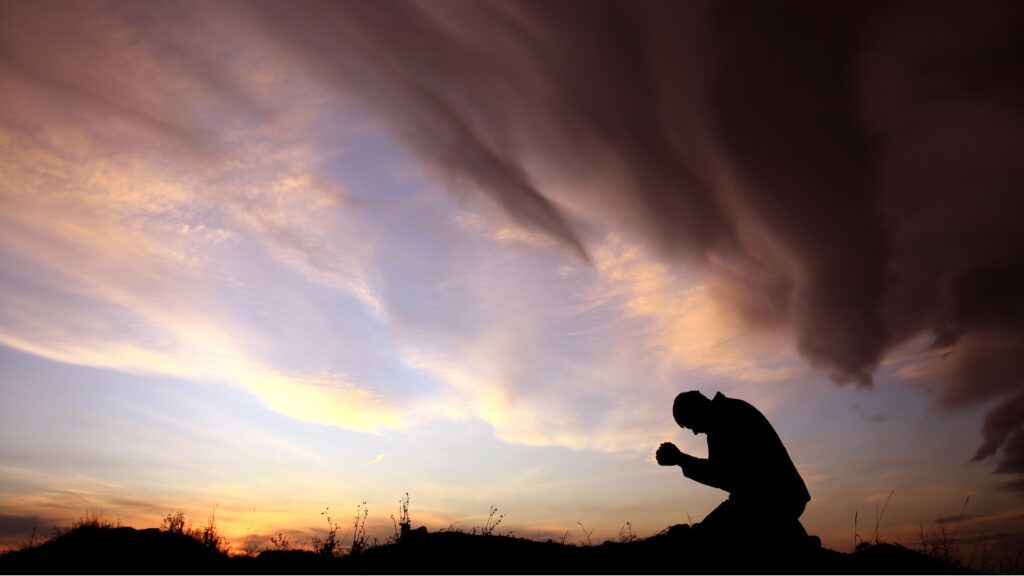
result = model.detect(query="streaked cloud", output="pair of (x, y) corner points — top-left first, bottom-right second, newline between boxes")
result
(243, 0), (1024, 487)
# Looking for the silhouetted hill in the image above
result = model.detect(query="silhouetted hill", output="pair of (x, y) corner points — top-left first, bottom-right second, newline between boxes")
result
(0, 524), (229, 573)
(0, 524), (973, 574)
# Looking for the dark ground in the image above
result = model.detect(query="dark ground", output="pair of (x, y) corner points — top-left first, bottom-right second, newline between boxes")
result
(0, 523), (972, 574)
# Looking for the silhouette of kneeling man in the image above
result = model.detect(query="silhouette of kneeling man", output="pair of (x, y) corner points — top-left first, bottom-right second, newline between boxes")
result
(657, 391), (810, 546)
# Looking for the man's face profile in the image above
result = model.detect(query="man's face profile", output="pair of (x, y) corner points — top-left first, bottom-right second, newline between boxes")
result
(674, 411), (702, 435)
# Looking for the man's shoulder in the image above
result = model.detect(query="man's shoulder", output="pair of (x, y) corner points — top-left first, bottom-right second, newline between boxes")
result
(713, 392), (757, 412)
(712, 393), (771, 425)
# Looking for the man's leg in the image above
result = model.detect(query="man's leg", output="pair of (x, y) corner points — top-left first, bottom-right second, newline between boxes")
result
(701, 499), (796, 542)
(695, 499), (738, 537)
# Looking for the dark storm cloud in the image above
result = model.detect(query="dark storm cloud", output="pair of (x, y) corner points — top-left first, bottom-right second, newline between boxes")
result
(248, 0), (1024, 486)
(0, 0), (261, 154)
(0, 515), (47, 539)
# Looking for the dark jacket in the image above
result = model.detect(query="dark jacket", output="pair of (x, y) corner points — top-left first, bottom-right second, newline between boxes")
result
(682, 392), (810, 516)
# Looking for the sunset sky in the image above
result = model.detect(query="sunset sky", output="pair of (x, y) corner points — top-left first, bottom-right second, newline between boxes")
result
(2, 0), (1024, 555)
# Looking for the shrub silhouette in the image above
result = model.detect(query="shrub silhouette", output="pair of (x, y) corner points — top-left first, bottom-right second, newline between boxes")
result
(160, 511), (187, 535)
(269, 532), (291, 551)
(311, 507), (341, 557)
(390, 492), (411, 543)
(350, 502), (370, 555)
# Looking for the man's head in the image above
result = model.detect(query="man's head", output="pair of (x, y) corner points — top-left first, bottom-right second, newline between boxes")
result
(673, 391), (713, 435)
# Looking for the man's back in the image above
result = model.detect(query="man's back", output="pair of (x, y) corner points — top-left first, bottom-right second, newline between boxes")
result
(706, 392), (809, 515)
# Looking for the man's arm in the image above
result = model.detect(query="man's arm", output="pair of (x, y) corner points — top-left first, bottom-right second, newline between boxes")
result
(677, 453), (724, 491)
(656, 443), (724, 490)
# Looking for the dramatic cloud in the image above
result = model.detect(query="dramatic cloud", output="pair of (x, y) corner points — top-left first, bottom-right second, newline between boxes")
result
(2, 0), (1023, 491)
(247, 0), (1024, 485)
